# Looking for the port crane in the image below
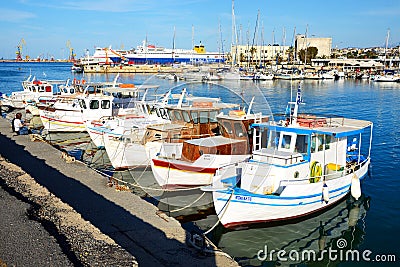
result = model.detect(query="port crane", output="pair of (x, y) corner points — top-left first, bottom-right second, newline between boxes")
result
(16, 38), (26, 61)
(66, 40), (76, 62)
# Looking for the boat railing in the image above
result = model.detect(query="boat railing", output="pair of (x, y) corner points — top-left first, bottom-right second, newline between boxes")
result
(273, 113), (346, 128)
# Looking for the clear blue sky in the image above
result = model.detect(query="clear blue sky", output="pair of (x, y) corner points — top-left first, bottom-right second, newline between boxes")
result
(1, 0), (399, 59)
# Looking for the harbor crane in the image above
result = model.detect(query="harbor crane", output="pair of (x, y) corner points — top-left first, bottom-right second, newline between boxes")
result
(66, 40), (76, 62)
(16, 38), (26, 61)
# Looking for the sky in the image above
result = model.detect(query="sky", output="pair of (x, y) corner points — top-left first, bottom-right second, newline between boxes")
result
(0, 0), (399, 60)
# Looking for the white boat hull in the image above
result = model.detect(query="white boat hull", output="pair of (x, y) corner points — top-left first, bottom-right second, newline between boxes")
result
(151, 154), (248, 188)
(213, 161), (369, 228)
(104, 137), (161, 170)
(40, 109), (86, 132)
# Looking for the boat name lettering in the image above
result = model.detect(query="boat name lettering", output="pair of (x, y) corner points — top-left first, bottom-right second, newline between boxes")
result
(235, 195), (252, 202)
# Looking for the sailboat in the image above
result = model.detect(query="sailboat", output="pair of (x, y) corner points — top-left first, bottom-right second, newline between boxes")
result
(374, 29), (400, 82)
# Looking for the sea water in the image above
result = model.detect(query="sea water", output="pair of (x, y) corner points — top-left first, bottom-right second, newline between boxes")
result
(0, 62), (399, 266)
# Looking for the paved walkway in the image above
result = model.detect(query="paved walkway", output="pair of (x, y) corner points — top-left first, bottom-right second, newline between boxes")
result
(0, 115), (237, 267)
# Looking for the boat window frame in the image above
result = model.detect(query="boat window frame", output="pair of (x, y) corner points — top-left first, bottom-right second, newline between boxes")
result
(279, 132), (297, 152)
(90, 100), (99, 110)
(101, 100), (110, 109)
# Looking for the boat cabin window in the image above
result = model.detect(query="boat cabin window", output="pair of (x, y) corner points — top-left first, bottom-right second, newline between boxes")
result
(78, 99), (87, 109)
(101, 100), (110, 109)
(311, 134), (331, 152)
(182, 111), (191, 123)
(70, 88), (75, 94)
(209, 111), (218, 123)
(191, 111), (199, 123)
(325, 135), (332, 150)
(222, 121), (233, 134)
(280, 134), (292, 149)
(295, 134), (308, 154)
(90, 100), (99, 109)
(199, 111), (209, 123)
(268, 130), (280, 148)
(173, 110), (182, 121)
(234, 122), (245, 137)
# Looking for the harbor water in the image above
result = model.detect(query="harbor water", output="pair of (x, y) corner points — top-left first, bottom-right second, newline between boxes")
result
(1, 62), (399, 266)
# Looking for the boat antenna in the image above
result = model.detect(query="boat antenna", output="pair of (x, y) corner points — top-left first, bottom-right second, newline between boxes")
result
(141, 88), (149, 102)
(246, 96), (255, 116)
(161, 90), (172, 106)
(177, 88), (187, 108)
(112, 73), (120, 87)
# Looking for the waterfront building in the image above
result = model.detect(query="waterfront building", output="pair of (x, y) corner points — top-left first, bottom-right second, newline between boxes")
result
(230, 44), (290, 67)
(295, 35), (332, 60)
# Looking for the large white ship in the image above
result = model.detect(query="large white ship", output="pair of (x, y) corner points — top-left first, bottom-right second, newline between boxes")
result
(124, 40), (226, 65)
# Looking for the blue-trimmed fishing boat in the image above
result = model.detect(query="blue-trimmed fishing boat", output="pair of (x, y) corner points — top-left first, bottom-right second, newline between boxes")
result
(211, 83), (373, 228)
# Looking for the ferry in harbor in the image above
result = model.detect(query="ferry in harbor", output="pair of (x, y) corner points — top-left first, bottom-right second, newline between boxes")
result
(124, 40), (226, 65)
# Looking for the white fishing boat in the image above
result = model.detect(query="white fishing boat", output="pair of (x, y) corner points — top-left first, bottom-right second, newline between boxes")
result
(253, 72), (274, 81)
(86, 90), (171, 149)
(211, 83), (373, 228)
(274, 68), (304, 80)
(39, 76), (156, 132)
(214, 195), (370, 265)
(373, 71), (400, 82)
(150, 93), (269, 188)
(0, 75), (68, 109)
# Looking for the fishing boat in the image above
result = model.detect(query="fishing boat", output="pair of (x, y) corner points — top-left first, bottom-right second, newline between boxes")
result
(213, 195), (370, 265)
(86, 90), (171, 149)
(373, 70), (400, 82)
(124, 40), (225, 65)
(39, 76), (156, 132)
(211, 83), (373, 228)
(0, 75), (68, 109)
(274, 68), (304, 80)
(149, 91), (268, 188)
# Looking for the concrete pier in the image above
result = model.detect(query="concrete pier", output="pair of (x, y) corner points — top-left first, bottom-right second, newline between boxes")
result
(0, 115), (238, 266)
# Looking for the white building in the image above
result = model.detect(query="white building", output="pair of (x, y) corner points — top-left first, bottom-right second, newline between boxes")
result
(230, 44), (290, 66)
(295, 35), (332, 60)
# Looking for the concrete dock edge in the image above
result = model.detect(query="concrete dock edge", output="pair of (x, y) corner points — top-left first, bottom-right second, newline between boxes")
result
(0, 115), (238, 267)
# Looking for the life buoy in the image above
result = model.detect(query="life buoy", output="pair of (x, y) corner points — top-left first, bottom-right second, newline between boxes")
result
(310, 161), (322, 183)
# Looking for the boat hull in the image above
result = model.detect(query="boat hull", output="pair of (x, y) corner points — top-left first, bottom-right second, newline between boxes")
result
(40, 109), (86, 132)
(213, 161), (369, 228)
(151, 154), (248, 188)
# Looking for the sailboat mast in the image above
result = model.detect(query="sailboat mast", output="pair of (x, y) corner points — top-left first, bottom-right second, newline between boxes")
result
(172, 26), (176, 64)
(191, 25), (194, 64)
(384, 28), (390, 69)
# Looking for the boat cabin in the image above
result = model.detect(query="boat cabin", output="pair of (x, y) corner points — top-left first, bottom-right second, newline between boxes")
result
(250, 115), (372, 184)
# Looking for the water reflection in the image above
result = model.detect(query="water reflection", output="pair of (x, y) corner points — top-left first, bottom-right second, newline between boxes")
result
(207, 195), (370, 266)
